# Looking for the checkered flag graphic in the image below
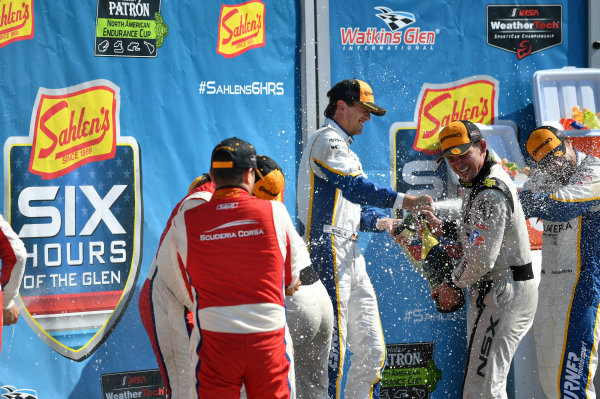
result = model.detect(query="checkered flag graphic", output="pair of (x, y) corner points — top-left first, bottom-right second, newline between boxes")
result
(1, 386), (38, 399)
(374, 7), (416, 31)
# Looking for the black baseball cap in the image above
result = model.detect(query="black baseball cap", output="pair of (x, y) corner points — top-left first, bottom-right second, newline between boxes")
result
(211, 137), (257, 169)
(327, 79), (386, 116)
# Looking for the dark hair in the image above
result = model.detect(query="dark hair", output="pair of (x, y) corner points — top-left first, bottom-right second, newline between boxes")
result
(210, 151), (249, 186)
(324, 99), (354, 118)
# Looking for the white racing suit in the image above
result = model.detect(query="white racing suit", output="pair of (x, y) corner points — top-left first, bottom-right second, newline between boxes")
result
(286, 269), (334, 399)
(297, 118), (406, 399)
(445, 155), (537, 399)
(520, 151), (600, 399)
(138, 185), (214, 399)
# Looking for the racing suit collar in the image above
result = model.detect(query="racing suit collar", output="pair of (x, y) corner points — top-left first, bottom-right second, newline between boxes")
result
(325, 118), (354, 145)
(459, 151), (495, 188)
(575, 149), (584, 167)
(212, 186), (252, 199)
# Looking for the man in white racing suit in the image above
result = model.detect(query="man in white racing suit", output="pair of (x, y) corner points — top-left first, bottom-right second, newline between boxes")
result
(431, 120), (538, 399)
(297, 78), (434, 399)
(520, 125), (600, 399)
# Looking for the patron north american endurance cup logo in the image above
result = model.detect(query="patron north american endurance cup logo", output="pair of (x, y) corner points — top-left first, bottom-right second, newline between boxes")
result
(340, 6), (438, 51)
(380, 342), (441, 398)
(3, 80), (143, 361)
(95, 0), (168, 57)
(0, 0), (34, 48)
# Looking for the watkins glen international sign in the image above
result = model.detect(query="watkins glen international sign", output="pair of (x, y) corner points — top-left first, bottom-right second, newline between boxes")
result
(413, 76), (499, 154)
(3, 80), (143, 361)
(217, 0), (265, 58)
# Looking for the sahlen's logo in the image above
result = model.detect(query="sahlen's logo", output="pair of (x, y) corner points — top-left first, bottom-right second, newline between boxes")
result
(413, 76), (499, 154)
(4, 79), (143, 361)
(0, 0), (34, 48)
(29, 82), (118, 179)
(217, 0), (265, 58)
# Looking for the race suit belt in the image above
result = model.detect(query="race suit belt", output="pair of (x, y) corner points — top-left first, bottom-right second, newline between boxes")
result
(323, 224), (359, 241)
(480, 262), (534, 284)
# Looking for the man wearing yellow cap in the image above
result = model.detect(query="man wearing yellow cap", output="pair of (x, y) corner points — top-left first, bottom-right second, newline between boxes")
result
(297, 78), (435, 399)
(520, 126), (600, 399)
(431, 120), (537, 399)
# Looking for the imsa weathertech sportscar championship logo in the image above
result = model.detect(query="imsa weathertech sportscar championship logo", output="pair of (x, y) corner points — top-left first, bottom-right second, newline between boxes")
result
(413, 76), (499, 154)
(216, 0), (265, 58)
(3, 79), (143, 361)
(487, 5), (562, 60)
(0, 0), (34, 48)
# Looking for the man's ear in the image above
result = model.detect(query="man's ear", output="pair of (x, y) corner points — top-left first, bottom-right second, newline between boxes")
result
(479, 139), (487, 153)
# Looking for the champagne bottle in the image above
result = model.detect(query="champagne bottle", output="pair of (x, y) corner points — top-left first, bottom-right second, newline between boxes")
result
(393, 213), (418, 241)
(420, 224), (466, 313)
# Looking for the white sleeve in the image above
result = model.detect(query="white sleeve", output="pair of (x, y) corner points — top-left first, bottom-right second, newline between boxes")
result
(155, 213), (193, 310)
(0, 215), (26, 309)
(272, 202), (308, 288)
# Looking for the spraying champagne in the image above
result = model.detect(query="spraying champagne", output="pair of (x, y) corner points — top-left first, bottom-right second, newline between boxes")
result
(395, 213), (465, 313)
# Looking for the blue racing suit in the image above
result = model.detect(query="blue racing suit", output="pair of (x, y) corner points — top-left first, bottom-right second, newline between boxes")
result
(520, 150), (600, 399)
(297, 118), (405, 399)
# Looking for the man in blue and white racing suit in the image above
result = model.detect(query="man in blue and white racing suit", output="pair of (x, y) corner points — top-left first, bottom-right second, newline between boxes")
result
(520, 126), (600, 399)
(297, 78), (434, 399)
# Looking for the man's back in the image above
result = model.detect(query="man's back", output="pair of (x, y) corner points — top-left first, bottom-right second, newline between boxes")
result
(185, 188), (285, 309)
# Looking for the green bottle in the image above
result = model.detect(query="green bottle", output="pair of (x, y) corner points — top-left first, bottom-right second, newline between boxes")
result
(420, 224), (466, 313)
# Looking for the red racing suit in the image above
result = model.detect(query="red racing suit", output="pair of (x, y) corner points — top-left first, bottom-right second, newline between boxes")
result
(0, 214), (27, 352)
(159, 187), (306, 399)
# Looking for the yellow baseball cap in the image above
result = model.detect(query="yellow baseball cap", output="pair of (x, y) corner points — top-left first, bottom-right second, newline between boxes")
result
(436, 120), (483, 162)
(526, 126), (565, 164)
(254, 155), (285, 202)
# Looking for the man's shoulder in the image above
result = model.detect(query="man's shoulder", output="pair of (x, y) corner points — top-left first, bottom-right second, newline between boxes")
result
(578, 153), (600, 177)
(467, 170), (515, 213)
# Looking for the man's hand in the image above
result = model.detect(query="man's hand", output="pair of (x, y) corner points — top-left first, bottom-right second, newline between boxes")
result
(285, 279), (301, 296)
(413, 213), (442, 237)
(377, 217), (414, 246)
(432, 283), (463, 312)
(403, 194), (434, 215)
(3, 303), (19, 325)
(376, 217), (399, 238)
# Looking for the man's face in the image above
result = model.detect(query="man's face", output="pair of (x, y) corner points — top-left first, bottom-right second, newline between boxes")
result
(446, 142), (486, 182)
(337, 101), (372, 136)
(538, 144), (576, 185)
